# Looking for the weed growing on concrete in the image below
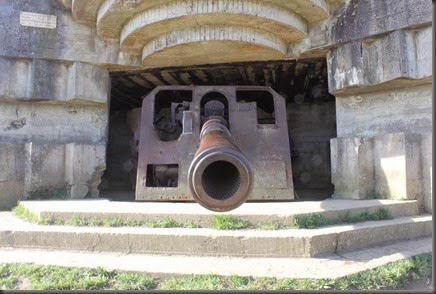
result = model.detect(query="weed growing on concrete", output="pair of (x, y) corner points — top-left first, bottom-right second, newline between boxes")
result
(0, 253), (432, 290)
(12, 205), (198, 228)
(12, 204), (41, 224)
(67, 216), (195, 228)
(256, 222), (289, 230)
(146, 219), (188, 228)
(212, 215), (252, 230)
(40, 215), (65, 225)
(12, 204), (64, 225)
(292, 213), (332, 229)
(292, 209), (392, 229)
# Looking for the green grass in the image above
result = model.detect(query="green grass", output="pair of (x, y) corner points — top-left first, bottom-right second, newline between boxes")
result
(12, 204), (40, 224)
(212, 215), (252, 230)
(292, 208), (392, 229)
(1, 253), (432, 290)
(256, 222), (290, 230)
(0, 265), (154, 290)
(12, 203), (198, 229)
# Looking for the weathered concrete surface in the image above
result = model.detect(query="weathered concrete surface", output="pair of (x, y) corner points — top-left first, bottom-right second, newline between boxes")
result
(0, 56), (110, 208)
(23, 143), (106, 200)
(0, 211), (431, 257)
(328, 25), (432, 95)
(94, 0), (331, 40)
(329, 0), (432, 45)
(0, 100), (108, 145)
(420, 133), (432, 212)
(0, 143), (25, 210)
(335, 84), (432, 138)
(330, 132), (432, 212)
(19, 198), (420, 228)
(119, 0), (309, 53)
(0, 1), (141, 69)
(92, 0), (337, 66)
(0, 58), (110, 103)
(0, 143), (106, 209)
(0, 0), (431, 70)
(0, 237), (431, 280)
(374, 133), (422, 202)
(330, 137), (374, 200)
(141, 26), (287, 68)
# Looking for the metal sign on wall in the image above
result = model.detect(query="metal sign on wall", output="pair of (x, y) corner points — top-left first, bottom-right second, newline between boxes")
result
(20, 12), (56, 29)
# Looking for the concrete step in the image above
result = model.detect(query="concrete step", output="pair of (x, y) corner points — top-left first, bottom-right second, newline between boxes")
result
(18, 199), (420, 227)
(0, 237), (431, 279)
(0, 212), (431, 258)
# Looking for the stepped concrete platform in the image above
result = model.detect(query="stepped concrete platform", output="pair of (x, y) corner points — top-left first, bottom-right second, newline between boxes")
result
(0, 199), (432, 279)
(0, 211), (431, 258)
(18, 198), (420, 227)
(0, 237), (432, 279)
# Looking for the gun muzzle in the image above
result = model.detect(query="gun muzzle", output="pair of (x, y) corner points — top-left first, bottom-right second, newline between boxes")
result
(188, 117), (254, 212)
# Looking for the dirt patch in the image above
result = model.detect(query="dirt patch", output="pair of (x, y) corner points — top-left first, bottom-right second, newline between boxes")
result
(405, 278), (432, 291)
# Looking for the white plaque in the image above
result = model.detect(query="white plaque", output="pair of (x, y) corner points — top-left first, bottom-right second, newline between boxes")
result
(20, 11), (57, 29)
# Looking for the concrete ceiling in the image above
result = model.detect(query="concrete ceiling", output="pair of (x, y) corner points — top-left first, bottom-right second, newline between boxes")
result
(109, 58), (333, 111)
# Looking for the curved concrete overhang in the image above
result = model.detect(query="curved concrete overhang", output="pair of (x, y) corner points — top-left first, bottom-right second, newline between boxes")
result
(120, 0), (307, 54)
(141, 26), (287, 68)
(72, 0), (342, 67)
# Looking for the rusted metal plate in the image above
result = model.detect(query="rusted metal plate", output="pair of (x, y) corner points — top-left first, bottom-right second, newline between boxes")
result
(253, 161), (288, 189)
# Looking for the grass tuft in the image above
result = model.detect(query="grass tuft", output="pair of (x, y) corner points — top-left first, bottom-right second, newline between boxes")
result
(292, 213), (332, 229)
(293, 209), (392, 229)
(160, 274), (226, 291)
(212, 215), (252, 230)
(12, 204), (40, 224)
(111, 272), (155, 290)
(256, 222), (289, 230)
(67, 216), (195, 229)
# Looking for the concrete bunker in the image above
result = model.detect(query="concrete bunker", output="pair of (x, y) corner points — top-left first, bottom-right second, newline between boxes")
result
(100, 58), (336, 202)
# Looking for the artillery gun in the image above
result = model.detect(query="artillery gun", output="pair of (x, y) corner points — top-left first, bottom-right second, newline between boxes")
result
(135, 86), (294, 211)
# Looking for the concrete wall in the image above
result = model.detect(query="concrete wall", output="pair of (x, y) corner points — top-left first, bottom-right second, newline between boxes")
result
(287, 101), (336, 197)
(0, 0), (141, 70)
(330, 137), (374, 200)
(99, 111), (134, 192)
(329, 0), (432, 45)
(0, 57), (110, 209)
(327, 2), (432, 212)
(331, 132), (432, 212)
(335, 84), (432, 138)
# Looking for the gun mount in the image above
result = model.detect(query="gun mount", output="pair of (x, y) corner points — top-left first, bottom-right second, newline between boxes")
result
(135, 86), (294, 211)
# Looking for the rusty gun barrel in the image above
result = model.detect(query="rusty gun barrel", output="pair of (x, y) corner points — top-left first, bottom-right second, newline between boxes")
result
(188, 117), (254, 212)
